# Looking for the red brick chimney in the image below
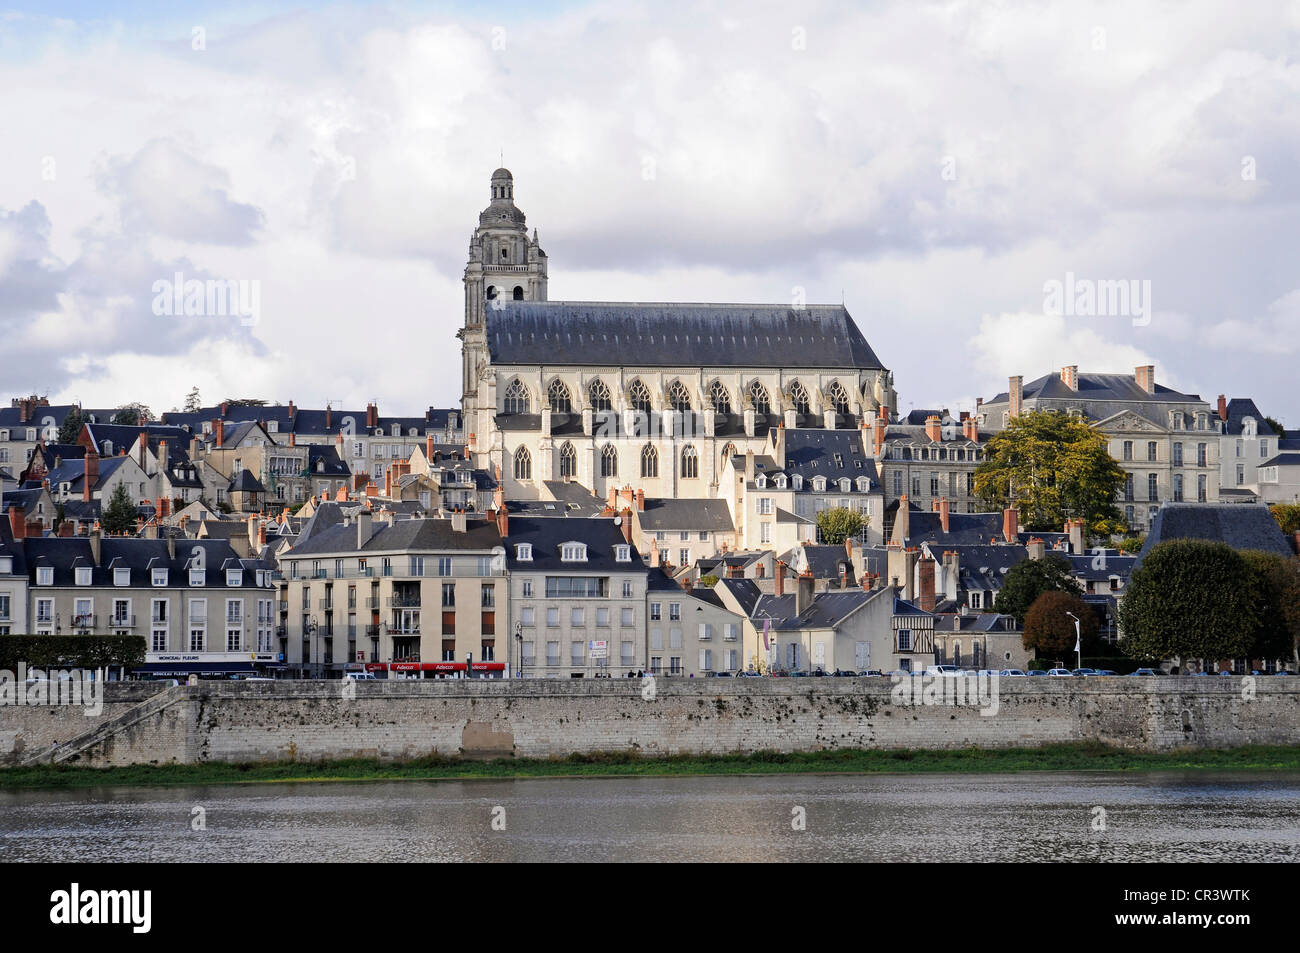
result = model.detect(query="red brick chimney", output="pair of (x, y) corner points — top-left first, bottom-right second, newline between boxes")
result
(58, 521), (74, 537)
(873, 406), (888, 456)
(635, 488), (644, 511)
(258, 523), (267, 546)
(325, 405), (332, 430)
(1002, 506), (1018, 543)
(925, 414), (941, 442)
(426, 435), (434, 460)
(495, 504), (509, 539)
(1061, 365), (1079, 391)
(8, 505), (26, 540)
(220, 401), (229, 416)
(775, 560), (786, 597)
(918, 556), (936, 612)
(607, 485), (618, 510)
(1217, 394), (1228, 421)
(939, 497), (950, 534)
(620, 507), (632, 545)
(1008, 376), (1023, 419)
(1135, 365), (1155, 395)
(215, 419), (225, 448)
(366, 403), (378, 428)
(83, 450), (99, 502)
(288, 399), (296, 419)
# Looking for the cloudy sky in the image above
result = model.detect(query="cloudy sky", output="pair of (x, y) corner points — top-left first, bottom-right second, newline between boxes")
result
(1, 0), (1297, 425)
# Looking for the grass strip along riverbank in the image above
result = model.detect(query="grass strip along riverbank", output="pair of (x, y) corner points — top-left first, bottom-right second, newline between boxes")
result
(4, 743), (1300, 789)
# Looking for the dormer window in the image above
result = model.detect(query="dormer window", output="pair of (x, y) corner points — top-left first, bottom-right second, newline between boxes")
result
(813, 477), (826, 492)
(792, 475), (803, 491)
(75, 566), (92, 586)
(775, 475), (787, 489)
(227, 569), (243, 587)
(561, 543), (588, 562)
(615, 544), (631, 562)
(838, 478), (851, 492)
(515, 544), (532, 561)
(152, 568), (168, 587)
(856, 477), (869, 492)
(37, 566), (53, 586)
(189, 569), (205, 587)
(755, 475), (766, 489)
(0, 556), (11, 574)
(114, 568), (130, 587)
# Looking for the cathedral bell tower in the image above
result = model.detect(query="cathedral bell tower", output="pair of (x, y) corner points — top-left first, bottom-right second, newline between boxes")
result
(460, 168), (548, 430)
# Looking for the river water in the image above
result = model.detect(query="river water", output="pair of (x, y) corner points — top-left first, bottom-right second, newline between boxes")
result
(2, 771), (1298, 862)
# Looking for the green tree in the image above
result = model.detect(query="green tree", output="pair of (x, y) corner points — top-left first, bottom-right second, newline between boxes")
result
(1119, 540), (1260, 663)
(57, 406), (85, 445)
(1270, 503), (1300, 536)
(815, 507), (865, 545)
(184, 387), (202, 413)
(1023, 590), (1100, 659)
(1264, 416), (1286, 439)
(993, 553), (1082, 623)
(974, 410), (1126, 533)
(699, 574), (720, 588)
(1115, 535), (1145, 554)
(111, 402), (153, 426)
(1240, 551), (1300, 663)
(101, 483), (138, 535)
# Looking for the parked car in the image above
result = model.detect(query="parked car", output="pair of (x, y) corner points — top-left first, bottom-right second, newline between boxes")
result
(926, 665), (960, 676)
(831, 669), (858, 677)
(977, 669), (1001, 677)
(712, 671), (733, 677)
(1026, 670), (1048, 677)
(1047, 669), (1073, 677)
(1274, 670), (1294, 676)
(999, 669), (1027, 677)
(861, 670), (885, 677)
(1131, 668), (1158, 676)
(737, 670), (763, 678)
(343, 671), (377, 680)
(1093, 670), (1118, 676)
(1217, 670), (1234, 677)
(1070, 668), (1098, 677)
(887, 670), (912, 677)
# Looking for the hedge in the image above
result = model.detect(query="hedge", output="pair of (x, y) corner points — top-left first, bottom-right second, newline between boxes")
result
(0, 635), (146, 669)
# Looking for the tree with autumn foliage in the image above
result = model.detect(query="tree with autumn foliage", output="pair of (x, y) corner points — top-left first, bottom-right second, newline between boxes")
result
(974, 410), (1126, 534)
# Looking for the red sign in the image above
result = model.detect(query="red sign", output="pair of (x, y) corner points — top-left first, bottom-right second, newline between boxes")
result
(365, 662), (506, 673)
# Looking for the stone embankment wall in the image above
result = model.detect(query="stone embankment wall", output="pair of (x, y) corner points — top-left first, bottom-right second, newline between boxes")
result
(2, 678), (1297, 767)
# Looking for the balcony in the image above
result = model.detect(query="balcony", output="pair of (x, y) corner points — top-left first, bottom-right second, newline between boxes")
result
(386, 623), (421, 635)
(386, 594), (422, 608)
(366, 597), (380, 609)
(365, 624), (380, 636)
(318, 598), (334, 610)
(72, 614), (97, 630)
(109, 614), (136, 629)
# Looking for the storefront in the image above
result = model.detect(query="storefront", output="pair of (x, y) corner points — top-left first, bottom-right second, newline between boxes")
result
(364, 661), (506, 679)
(135, 652), (285, 679)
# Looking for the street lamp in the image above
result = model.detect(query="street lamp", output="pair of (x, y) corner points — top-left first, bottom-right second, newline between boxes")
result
(514, 622), (523, 680)
(1065, 611), (1081, 671)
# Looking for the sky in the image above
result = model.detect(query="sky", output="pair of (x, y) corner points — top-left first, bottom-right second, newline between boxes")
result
(0, 0), (1297, 425)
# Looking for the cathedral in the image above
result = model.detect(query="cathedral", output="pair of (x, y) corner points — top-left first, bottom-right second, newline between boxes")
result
(459, 168), (897, 500)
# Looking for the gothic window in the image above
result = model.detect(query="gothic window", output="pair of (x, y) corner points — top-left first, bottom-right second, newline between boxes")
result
(748, 380), (771, 416)
(720, 442), (737, 470)
(789, 380), (810, 415)
(513, 446), (532, 481)
(828, 381), (850, 415)
(548, 379), (573, 414)
(503, 379), (530, 415)
(640, 443), (659, 478)
(559, 442), (577, 479)
(668, 380), (692, 413)
(629, 379), (652, 413)
(680, 444), (699, 479)
(709, 380), (731, 416)
(513, 286), (524, 300)
(589, 379), (612, 412)
(600, 444), (618, 478)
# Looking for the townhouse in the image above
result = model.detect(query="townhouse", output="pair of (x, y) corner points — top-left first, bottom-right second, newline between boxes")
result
(645, 569), (745, 676)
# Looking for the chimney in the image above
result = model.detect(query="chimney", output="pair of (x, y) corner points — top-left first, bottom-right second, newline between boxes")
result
(335, 485), (348, 502)
(158, 439), (169, 473)
(83, 450), (99, 502)
(620, 507), (633, 545)
(385, 467), (393, 498)
(894, 494), (910, 542)
(1135, 365), (1155, 395)
(89, 528), (101, 565)
(839, 564), (849, 589)
(426, 435), (434, 460)
(356, 510), (373, 547)
(1027, 537), (1046, 560)
(495, 504), (508, 539)
(258, 523), (267, 547)
(939, 496), (950, 534)
(58, 521), (74, 537)
(1002, 506), (1018, 543)
(451, 509), (467, 533)
(873, 414), (886, 456)
(744, 449), (755, 481)
(289, 433), (296, 447)
(775, 560), (786, 597)
(1008, 376), (1023, 419)
(1217, 394), (1228, 422)
(220, 401), (229, 416)
(167, 531), (175, 560)
(366, 402), (378, 428)
(795, 570), (814, 617)
(215, 419), (225, 448)
(683, 576), (693, 592)
(325, 405), (332, 430)
(8, 505), (26, 540)
(1061, 365), (1079, 391)
(650, 546), (661, 568)
(942, 549), (960, 601)
(917, 556), (936, 613)
(635, 488), (645, 511)
(607, 485), (618, 511)
(925, 414), (941, 443)
(288, 399), (296, 419)
(1068, 518), (1085, 555)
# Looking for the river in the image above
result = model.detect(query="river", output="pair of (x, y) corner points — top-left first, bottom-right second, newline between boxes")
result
(3, 771), (1298, 862)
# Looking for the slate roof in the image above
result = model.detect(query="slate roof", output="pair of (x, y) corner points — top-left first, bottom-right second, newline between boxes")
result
(985, 372), (1203, 406)
(779, 543), (855, 581)
(287, 515), (503, 557)
(638, 498), (735, 532)
(898, 511), (1005, 546)
(82, 422), (190, 456)
(1222, 398), (1275, 437)
(485, 301), (884, 369)
(1137, 503), (1296, 564)
(228, 469), (265, 493)
(774, 428), (880, 488)
(503, 516), (646, 572)
(1064, 551), (1137, 581)
(42, 455), (131, 494)
(20, 537), (272, 587)
(715, 576), (886, 631)
(923, 544), (1030, 592)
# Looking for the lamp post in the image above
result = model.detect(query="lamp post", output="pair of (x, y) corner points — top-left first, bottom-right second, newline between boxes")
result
(306, 616), (319, 679)
(1065, 611), (1081, 671)
(514, 622), (523, 680)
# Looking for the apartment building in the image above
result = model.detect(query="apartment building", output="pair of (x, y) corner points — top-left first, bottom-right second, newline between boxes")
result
(278, 510), (509, 678)
(645, 569), (744, 676)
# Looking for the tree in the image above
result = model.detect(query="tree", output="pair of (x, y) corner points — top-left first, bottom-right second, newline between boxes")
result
(815, 507), (865, 545)
(1115, 535), (1145, 554)
(57, 406), (85, 445)
(1119, 540), (1260, 663)
(183, 387), (202, 413)
(993, 553), (1082, 623)
(1264, 416), (1287, 439)
(101, 483), (139, 536)
(1240, 551), (1300, 663)
(1270, 503), (1300, 536)
(223, 397), (267, 408)
(1023, 590), (1099, 659)
(112, 402), (153, 426)
(699, 574), (720, 588)
(974, 410), (1126, 533)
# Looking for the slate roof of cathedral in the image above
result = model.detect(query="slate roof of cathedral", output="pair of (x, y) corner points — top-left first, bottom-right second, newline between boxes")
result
(484, 301), (884, 369)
